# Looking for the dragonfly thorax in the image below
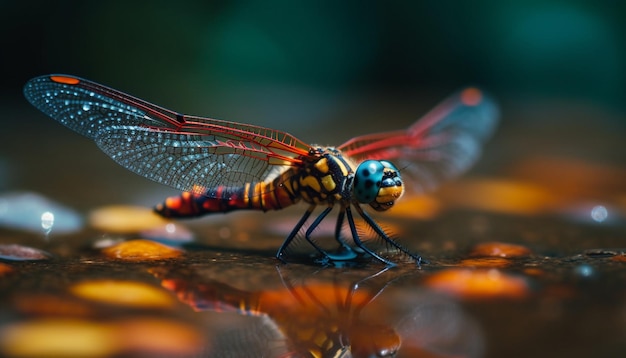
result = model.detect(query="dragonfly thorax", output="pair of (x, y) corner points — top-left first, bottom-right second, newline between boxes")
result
(353, 160), (404, 211)
(293, 147), (356, 205)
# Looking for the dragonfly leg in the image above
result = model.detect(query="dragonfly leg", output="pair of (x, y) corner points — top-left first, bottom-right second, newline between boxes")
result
(345, 267), (394, 315)
(345, 206), (397, 267)
(306, 206), (358, 261)
(276, 205), (315, 263)
(334, 209), (362, 255)
(353, 204), (426, 265)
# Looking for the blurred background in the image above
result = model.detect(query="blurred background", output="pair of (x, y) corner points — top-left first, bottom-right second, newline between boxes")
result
(0, 0), (624, 213)
(2, 0), (625, 102)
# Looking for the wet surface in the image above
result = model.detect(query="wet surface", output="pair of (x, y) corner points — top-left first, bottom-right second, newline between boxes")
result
(1, 94), (625, 357)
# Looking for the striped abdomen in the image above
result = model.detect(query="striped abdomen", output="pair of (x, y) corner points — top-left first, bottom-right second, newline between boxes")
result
(155, 168), (301, 217)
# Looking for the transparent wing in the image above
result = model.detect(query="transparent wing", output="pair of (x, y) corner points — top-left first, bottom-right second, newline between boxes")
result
(338, 88), (499, 194)
(23, 75), (312, 197)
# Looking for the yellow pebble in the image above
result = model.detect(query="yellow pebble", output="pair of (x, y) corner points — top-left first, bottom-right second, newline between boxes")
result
(89, 205), (170, 233)
(0, 319), (118, 357)
(101, 239), (182, 261)
(70, 279), (176, 308)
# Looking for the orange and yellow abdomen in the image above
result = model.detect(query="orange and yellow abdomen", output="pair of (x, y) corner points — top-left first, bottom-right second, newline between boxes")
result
(155, 168), (301, 217)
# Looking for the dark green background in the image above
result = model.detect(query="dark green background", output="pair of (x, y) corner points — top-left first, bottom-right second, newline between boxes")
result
(3, 0), (624, 108)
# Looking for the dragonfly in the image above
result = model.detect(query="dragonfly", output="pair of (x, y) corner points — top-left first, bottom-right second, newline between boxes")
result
(23, 74), (498, 266)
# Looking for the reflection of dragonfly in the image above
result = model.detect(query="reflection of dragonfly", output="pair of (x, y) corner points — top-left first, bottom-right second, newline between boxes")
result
(24, 75), (498, 266)
(153, 265), (484, 358)
(153, 266), (403, 357)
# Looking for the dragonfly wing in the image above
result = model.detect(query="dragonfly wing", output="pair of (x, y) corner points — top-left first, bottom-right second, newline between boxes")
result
(24, 75), (311, 197)
(338, 88), (499, 194)
(24, 75), (178, 138)
(94, 126), (290, 194)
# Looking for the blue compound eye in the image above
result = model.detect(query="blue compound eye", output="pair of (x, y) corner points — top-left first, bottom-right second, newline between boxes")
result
(379, 160), (399, 172)
(354, 160), (384, 203)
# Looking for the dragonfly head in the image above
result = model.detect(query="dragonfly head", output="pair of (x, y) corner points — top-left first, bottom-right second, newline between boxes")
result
(354, 160), (403, 211)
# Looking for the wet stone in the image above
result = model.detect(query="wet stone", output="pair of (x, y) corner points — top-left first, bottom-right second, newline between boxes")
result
(0, 191), (83, 234)
(0, 244), (52, 261)
(583, 249), (619, 258)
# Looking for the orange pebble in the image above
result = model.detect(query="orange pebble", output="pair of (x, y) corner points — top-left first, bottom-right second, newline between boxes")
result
(425, 268), (529, 300)
(117, 318), (204, 356)
(0, 263), (13, 275)
(70, 280), (176, 308)
(612, 254), (626, 262)
(523, 267), (545, 276)
(470, 242), (532, 258)
(101, 239), (182, 261)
